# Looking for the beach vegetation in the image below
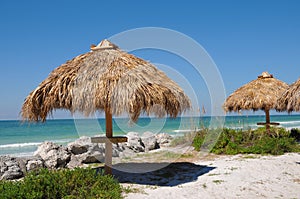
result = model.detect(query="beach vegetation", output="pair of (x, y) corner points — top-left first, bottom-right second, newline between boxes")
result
(122, 185), (145, 194)
(241, 154), (259, 159)
(0, 167), (122, 199)
(290, 128), (300, 142)
(228, 167), (238, 171)
(193, 127), (300, 155)
(208, 173), (221, 176)
(212, 180), (224, 184)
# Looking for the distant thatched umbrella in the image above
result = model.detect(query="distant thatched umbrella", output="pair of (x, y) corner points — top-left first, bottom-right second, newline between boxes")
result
(223, 72), (288, 132)
(276, 77), (300, 113)
(21, 39), (191, 174)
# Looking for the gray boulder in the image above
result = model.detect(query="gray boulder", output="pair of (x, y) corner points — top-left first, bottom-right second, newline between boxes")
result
(80, 151), (103, 163)
(68, 144), (88, 155)
(67, 136), (91, 155)
(112, 144), (123, 157)
(34, 141), (71, 169)
(124, 132), (145, 152)
(156, 133), (173, 147)
(66, 155), (82, 169)
(141, 131), (159, 151)
(66, 137), (107, 168)
(67, 151), (104, 169)
(79, 147), (104, 164)
(26, 158), (44, 171)
(0, 156), (23, 180)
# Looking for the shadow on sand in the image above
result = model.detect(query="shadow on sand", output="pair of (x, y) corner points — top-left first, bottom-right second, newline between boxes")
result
(98, 162), (215, 186)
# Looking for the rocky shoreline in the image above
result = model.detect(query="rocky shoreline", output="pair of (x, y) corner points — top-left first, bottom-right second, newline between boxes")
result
(0, 132), (173, 180)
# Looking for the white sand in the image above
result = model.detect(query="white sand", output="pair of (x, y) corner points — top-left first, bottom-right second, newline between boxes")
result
(122, 153), (300, 199)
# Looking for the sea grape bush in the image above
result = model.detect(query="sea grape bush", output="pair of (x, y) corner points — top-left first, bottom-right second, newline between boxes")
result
(0, 167), (122, 199)
(193, 127), (300, 155)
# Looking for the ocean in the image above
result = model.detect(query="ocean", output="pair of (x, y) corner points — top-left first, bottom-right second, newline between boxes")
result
(1, 115), (300, 157)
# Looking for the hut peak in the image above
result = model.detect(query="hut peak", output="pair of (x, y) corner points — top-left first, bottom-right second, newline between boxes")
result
(258, 71), (273, 79)
(90, 39), (119, 51)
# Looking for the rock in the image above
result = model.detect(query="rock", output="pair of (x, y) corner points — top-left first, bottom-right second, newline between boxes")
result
(5, 160), (15, 167)
(1, 167), (23, 180)
(34, 142), (71, 169)
(112, 144), (123, 157)
(66, 139), (107, 168)
(156, 133), (173, 147)
(16, 158), (27, 174)
(67, 136), (91, 155)
(66, 155), (82, 169)
(141, 131), (159, 151)
(0, 156), (23, 180)
(26, 158), (44, 171)
(89, 143), (105, 153)
(68, 143), (88, 155)
(81, 150), (104, 163)
(67, 151), (104, 169)
(125, 132), (145, 152)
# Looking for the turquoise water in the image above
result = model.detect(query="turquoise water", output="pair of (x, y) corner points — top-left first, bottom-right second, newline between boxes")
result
(1, 115), (300, 157)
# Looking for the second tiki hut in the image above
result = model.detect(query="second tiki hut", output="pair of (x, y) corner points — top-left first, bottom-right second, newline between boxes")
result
(276, 77), (300, 113)
(223, 71), (288, 132)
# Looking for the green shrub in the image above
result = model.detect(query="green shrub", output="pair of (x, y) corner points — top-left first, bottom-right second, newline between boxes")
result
(290, 128), (300, 142)
(0, 168), (122, 199)
(191, 128), (207, 151)
(247, 136), (297, 155)
(193, 127), (300, 155)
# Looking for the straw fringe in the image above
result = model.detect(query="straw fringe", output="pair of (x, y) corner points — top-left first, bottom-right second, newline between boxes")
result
(276, 77), (300, 112)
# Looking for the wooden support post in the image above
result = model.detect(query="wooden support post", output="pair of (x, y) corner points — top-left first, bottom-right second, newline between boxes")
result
(265, 109), (270, 134)
(90, 109), (127, 175)
(105, 109), (113, 175)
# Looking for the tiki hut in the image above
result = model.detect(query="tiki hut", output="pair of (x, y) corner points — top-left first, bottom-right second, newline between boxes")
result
(276, 77), (300, 113)
(21, 39), (191, 174)
(223, 72), (289, 132)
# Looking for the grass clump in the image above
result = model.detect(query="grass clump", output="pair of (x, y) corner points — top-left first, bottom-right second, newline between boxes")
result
(0, 167), (122, 199)
(193, 127), (300, 155)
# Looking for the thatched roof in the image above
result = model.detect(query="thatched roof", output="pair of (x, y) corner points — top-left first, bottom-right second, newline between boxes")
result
(223, 72), (289, 112)
(276, 77), (300, 113)
(22, 40), (191, 122)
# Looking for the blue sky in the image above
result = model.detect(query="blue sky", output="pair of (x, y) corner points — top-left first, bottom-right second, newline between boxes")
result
(0, 0), (299, 120)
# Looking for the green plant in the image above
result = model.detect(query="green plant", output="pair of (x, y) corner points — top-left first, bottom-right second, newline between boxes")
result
(212, 180), (224, 184)
(193, 127), (300, 155)
(0, 168), (122, 199)
(122, 185), (144, 194)
(290, 128), (300, 142)
(191, 129), (207, 151)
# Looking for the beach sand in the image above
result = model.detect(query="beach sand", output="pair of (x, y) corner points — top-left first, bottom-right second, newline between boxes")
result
(117, 148), (300, 199)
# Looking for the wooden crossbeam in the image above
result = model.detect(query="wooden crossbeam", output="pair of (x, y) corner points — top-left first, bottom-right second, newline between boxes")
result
(257, 122), (280, 126)
(91, 136), (128, 144)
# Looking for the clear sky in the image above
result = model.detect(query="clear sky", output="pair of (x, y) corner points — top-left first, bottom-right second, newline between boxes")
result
(0, 0), (299, 120)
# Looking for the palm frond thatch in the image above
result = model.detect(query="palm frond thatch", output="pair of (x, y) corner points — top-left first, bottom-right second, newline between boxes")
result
(223, 72), (289, 112)
(276, 77), (300, 113)
(21, 40), (191, 122)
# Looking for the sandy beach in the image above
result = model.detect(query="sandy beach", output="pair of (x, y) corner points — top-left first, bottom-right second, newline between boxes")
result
(118, 148), (300, 199)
